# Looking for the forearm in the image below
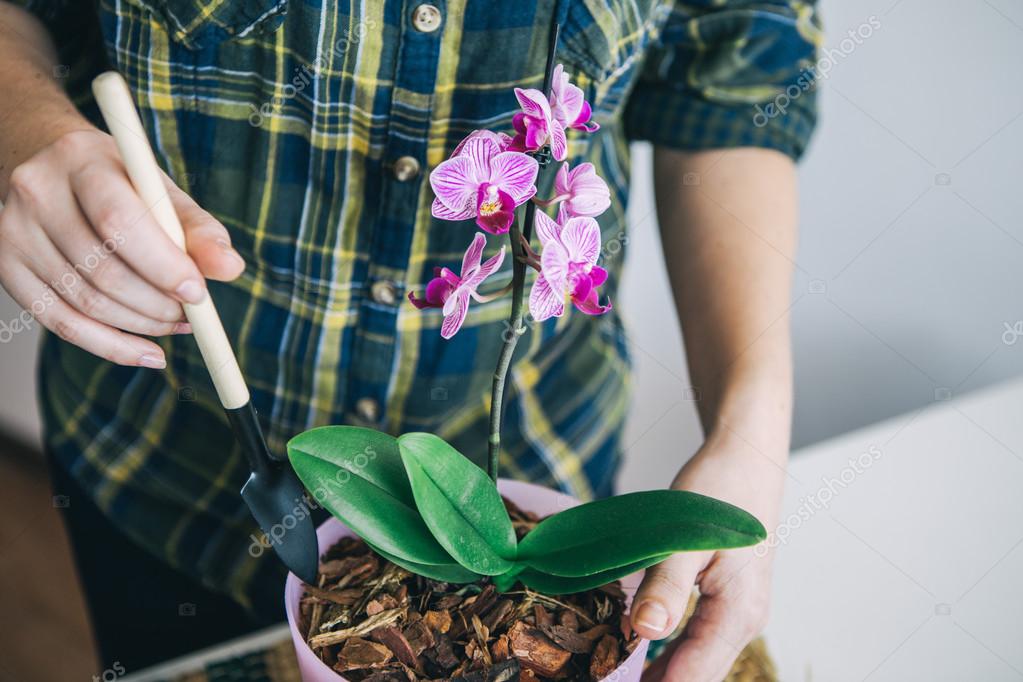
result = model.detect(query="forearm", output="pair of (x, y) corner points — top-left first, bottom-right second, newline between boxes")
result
(0, 3), (92, 193)
(653, 146), (798, 513)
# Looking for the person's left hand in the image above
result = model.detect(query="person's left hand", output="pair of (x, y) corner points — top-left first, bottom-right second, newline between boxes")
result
(632, 430), (786, 682)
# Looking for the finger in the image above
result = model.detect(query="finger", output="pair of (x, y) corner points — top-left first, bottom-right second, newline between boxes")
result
(631, 552), (708, 640)
(44, 186), (186, 322)
(164, 177), (245, 282)
(8, 212), (190, 336)
(69, 161), (208, 303)
(656, 591), (750, 682)
(7, 164), (186, 322)
(1, 259), (166, 367)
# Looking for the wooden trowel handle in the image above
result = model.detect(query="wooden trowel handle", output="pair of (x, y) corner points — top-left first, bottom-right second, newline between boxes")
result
(92, 71), (249, 410)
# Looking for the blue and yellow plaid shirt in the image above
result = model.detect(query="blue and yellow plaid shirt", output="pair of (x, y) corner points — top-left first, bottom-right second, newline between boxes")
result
(22, 0), (820, 611)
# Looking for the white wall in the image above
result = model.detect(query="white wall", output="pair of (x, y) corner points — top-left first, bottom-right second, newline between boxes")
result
(617, 0), (1023, 488)
(0, 287), (41, 447)
(3, 0), (1023, 477)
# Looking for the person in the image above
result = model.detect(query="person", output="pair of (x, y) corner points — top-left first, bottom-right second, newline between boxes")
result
(0, 0), (819, 678)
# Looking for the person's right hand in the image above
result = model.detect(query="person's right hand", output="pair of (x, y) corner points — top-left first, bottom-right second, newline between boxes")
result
(0, 128), (245, 368)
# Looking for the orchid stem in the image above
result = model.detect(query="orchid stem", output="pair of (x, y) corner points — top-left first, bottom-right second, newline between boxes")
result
(486, 21), (561, 481)
(487, 211), (528, 479)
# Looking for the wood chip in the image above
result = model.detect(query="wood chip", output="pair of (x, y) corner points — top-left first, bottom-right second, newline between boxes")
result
(559, 610), (579, 631)
(464, 586), (498, 618)
(359, 670), (408, 682)
(508, 620), (572, 677)
(425, 632), (460, 671)
(470, 614), (493, 666)
(471, 613), (491, 644)
(540, 624), (597, 654)
(580, 624), (614, 641)
(370, 625), (421, 671)
(320, 555), (378, 580)
(424, 609), (452, 634)
(304, 584), (364, 606)
(335, 637), (393, 671)
(449, 658), (521, 682)
(433, 594), (462, 610)
(533, 603), (554, 628)
(309, 607), (406, 648)
(402, 619), (435, 655)
(366, 593), (399, 616)
(482, 599), (514, 633)
(589, 634), (620, 681)
(491, 634), (511, 662)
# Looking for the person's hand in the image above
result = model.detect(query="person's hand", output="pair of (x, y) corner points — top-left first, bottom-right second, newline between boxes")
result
(633, 430), (785, 682)
(0, 127), (245, 367)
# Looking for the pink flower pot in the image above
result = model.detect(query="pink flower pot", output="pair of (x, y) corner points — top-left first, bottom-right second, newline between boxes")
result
(285, 478), (650, 681)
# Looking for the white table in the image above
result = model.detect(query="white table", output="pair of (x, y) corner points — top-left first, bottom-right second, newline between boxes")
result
(124, 378), (1023, 681)
(765, 378), (1023, 681)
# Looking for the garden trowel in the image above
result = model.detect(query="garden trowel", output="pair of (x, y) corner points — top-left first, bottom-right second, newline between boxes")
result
(92, 72), (319, 585)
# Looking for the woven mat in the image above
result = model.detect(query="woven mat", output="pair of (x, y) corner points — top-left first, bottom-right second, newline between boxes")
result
(164, 636), (775, 682)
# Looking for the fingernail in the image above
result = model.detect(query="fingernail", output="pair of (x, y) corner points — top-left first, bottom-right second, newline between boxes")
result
(173, 322), (192, 334)
(217, 238), (241, 258)
(634, 600), (669, 633)
(175, 279), (206, 304)
(138, 354), (166, 369)
(217, 238), (245, 267)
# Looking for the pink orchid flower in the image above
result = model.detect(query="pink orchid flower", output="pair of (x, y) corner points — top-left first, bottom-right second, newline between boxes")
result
(408, 233), (506, 339)
(510, 88), (568, 161)
(550, 162), (611, 217)
(528, 210), (612, 322)
(430, 134), (539, 234)
(549, 64), (599, 133)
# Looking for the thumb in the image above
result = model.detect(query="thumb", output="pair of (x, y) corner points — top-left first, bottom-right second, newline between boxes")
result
(631, 552), (709, 640)
(166, 179), (245, 282)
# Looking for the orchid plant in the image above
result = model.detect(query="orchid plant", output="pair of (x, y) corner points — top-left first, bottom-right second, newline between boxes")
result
(287, 41), (765, 594)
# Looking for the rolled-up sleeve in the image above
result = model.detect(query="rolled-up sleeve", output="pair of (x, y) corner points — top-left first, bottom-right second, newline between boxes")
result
(624, 1), (822, 161)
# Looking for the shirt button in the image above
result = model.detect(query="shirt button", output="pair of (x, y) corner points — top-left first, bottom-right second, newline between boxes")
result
(355, 397), (380, 423)
(411, 4), (442, 33)
(370, 280), (398, 305)
(393, 156), (420, 182)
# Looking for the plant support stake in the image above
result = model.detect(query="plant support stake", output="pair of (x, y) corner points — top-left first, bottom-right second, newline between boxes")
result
(487, 22), (561, 480)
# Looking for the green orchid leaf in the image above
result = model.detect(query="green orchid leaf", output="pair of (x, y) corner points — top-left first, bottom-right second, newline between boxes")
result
(288, 426), (454, 566)
(491, 564), (527, 593)
(289, 426), (417, 502)
(517, 490), (766, 577)
(514, 555), (671, 595)
(367, 542), (481, 584)
(398, 432), (517, 576)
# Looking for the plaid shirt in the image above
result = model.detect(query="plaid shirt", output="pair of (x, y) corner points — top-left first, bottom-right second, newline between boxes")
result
(22, 0), (819, 611)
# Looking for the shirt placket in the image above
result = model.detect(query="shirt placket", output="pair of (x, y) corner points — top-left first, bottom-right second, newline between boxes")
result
(344, 0), (446, 428)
